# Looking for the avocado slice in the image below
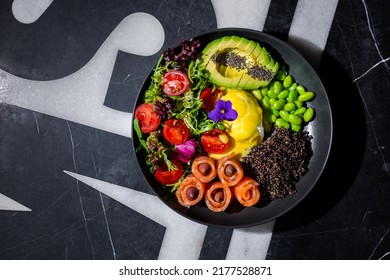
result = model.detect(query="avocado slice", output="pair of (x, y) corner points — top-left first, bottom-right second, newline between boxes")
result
(201, 36), (279, 90)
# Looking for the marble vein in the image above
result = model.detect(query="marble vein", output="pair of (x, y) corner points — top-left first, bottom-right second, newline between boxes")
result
(368, 228), (390, 260)
(0, 188), (71, 247)
(63, 170), (208, 260)
(361, 0), (389, 70)
(379, 252), (390, 260)
(362, 209), (373, 222)
(66, 121), (96, 259)
(352, 57), (390, 83)
(32, 111), (40, 133)
(91, 152), (117, 260)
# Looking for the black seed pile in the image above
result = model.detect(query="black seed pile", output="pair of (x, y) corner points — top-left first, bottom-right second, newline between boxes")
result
(242, 128), (313, 200)
(211, 51), (247, 70)
(247, 65), (273, 81)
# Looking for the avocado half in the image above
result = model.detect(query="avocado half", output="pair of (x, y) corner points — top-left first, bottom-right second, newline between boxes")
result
(201, 36), (279, 90)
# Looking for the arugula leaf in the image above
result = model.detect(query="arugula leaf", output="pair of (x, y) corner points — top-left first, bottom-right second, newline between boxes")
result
(133, 118), (148, 152)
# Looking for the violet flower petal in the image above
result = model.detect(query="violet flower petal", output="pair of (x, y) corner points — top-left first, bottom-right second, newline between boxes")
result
(215, 99), (225, 111)
(208, 109), (223, 122)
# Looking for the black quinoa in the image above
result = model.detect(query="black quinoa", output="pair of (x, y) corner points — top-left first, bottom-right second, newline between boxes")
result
(242, 127), (313, 201)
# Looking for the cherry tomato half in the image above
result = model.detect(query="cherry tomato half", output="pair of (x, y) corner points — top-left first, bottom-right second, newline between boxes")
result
(201, 129), (230, 154)
(162, 70), (190, 96)
(162, 119), (190, 145)
(154, 159), (184, 185)
(134, 103), (160, 133)
(200, 87), (223, 112)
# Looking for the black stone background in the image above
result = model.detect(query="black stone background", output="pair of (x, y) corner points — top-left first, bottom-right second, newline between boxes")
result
(1, 0), (389, 260)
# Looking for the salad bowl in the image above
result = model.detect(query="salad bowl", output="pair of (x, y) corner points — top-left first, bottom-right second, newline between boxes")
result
(131, 28), (332, 228)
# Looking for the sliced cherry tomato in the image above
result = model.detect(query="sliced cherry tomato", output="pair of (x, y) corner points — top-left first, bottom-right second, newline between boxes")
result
(154, 159), (184, 185)
(134, 103), (160, 133)
(162, 70), (190, 96)
(162, 119), (190, 145)
(200, 87), (223, 112)
(201, 129), (230, 154)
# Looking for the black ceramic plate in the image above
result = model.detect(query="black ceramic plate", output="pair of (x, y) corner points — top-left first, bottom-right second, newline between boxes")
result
(131, 28), (333, 228)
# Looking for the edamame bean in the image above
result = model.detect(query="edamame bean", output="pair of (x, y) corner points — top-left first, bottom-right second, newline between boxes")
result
(283, 75), (293, 88)
(251, 89), (262, 101)
(289, 82), (297, 91)
(303, 107), (315, 122)
(258, 70), (316, 132)
(294, 100), (304, 108)
(268, 90), (279, 99)
(294, 107), (307, 116)
(265, 112), (277, 123)
(278, 90), (289, 99)
(271, 108), (280, 117)
(284, 102), (296, 112)
(288, 114), (302, 125)
(275, 118), (290, 129)
(262, 96), (271, 109)
(273, 81), (283, 94)
(288, 90), (298, 101)
(275, 70), (286, 81)
(291, 124), (301, 132)
(261, 87), (269, 96)
(298, 91), (315, 102)
(279, 110), (290, 122)
(296, 85), (306, 94)
(272, 99), (285, 110)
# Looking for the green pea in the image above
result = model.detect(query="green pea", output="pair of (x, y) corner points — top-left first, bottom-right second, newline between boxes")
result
(272, 99), (285, 110)
(269, 98), (277, 106)
(288, 90), (298, 101)
(294, 107), (307, 116)
(294, 100), (304, 108)
(289, 82), (297, 91)
(296, 85), (306, 94)
(251, 89), (262, 101)
(284, 102), (296, 112)
(288, 114), (302, 125)
(279, 110), (290, 122)
(291, 124), (302, 132)
(261, 87), (269, 96)
(271, 108), (280, 117)
(278, 90), (289, 99)
(303, 107), (315, 122)
(262, 96), (271, 109)
(273, 81), (283, 94)
(283, 75), (293, 88)
(298, 91), (315, 102)
(275, 118), (290, 129)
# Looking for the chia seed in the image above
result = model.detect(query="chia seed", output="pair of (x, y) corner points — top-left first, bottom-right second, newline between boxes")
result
(247, 65), (274, 81)
(211, 51), (247, 70)
(242, 127), (313, 201)
(211, 51), (274, 81)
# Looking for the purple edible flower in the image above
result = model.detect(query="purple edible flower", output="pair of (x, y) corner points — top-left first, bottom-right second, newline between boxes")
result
(173, 139), (197, 163)
(208, 100), (238, 122)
